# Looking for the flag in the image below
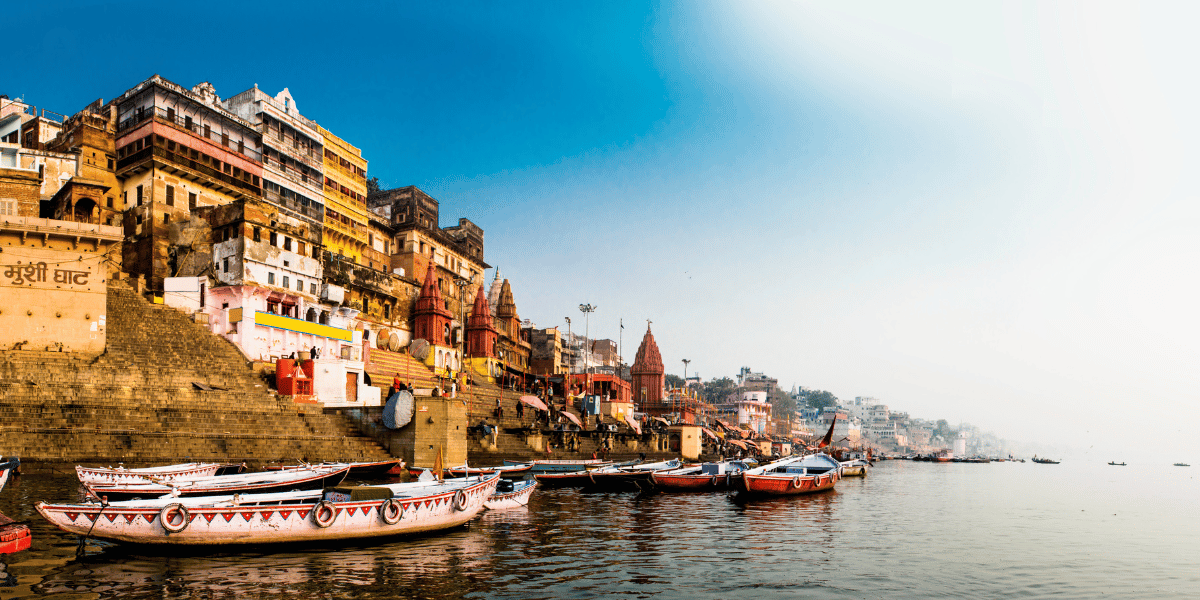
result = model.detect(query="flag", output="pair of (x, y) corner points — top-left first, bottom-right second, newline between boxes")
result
(818, 415), (838, 448)
(434, 447), (443, 482)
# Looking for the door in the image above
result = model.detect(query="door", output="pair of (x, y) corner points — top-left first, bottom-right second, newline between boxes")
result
(346, 372), (358, 403)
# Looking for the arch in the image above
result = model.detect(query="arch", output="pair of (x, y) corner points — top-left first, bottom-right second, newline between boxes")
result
(318, 311), (329, 325)
(306, 307), (317, 322)
(73, 197), (97, 224)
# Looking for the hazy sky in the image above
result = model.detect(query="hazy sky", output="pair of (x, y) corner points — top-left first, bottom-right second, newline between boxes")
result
(10, 1), (1198, 459)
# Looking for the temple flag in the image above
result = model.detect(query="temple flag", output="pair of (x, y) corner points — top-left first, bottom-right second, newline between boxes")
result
(818, 415), (838, 448)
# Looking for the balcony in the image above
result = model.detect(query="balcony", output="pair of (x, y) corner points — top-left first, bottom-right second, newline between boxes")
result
(118, 107), (261, 163)
(116, 143), (261, 200)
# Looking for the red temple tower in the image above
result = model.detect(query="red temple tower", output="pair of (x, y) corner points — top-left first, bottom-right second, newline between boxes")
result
(631, 324), (665, 411)
(466, 283), (497, 358)
(412, 263), (453, 346)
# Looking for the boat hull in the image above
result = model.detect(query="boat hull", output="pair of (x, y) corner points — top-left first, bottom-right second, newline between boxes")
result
(76, 463), (222, 486)
(485, 480), (537, 510)
(0, 521), (31, 553)
(650, 472), (741, 491)
(85, 467), (350, 501)
(37, 477), (499, 546)
(841, 465), (868, 477)
(741, 470), (839, 496)
(508, 459), (611, 473)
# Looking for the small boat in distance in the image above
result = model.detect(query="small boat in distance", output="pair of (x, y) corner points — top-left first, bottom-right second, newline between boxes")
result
(1108, 461), (1127, 466)
(1032, 457), (1060, 464)
(485, 479), (537, 510)
(1174, 463), (1190, 467)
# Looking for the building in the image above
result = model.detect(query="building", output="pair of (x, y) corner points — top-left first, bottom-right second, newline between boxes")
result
(110, 76), (264, 293)
(631, 325), (665, 412)
(737, 367), (778, 393)
(317, 124), (369, 266)
(44, 100), (122, 227)
(464, 282), (501, 383)
(529, 327), (567, 375)
(368, 185), (487, 288)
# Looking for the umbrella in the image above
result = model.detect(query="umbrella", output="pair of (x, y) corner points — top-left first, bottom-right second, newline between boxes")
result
(518, 395), (549, 411)
(561, 412), (583, 428)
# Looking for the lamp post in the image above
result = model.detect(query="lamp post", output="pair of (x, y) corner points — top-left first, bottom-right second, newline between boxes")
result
(578, 304), (596, 406)
(454, 278), (471, 387)
(682, 359), (690, 385)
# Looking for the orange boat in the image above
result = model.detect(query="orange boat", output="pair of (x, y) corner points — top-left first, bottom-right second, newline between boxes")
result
(740, 453), (841, 496)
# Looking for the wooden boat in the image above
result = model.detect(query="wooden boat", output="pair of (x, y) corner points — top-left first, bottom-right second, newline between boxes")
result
(536, 459), (680, 491)
(76, 462), (225, 486)
(1031, 457), (1060, 464)
(740, 453), (841, 496)
(0, 457), (19, 494)
(484, 479), (537, 510)
(83, 465), (351, 501)
(266, 460), (405, 478)
(505, 459), (611, 473)
(0, 518), (30, 554)
(650, 460), (752, 491)
(1108, 461), (1127, 466)
(36, 473), (500, 546)
(840, 459), (870, 477)
(410, 463), (532, 479)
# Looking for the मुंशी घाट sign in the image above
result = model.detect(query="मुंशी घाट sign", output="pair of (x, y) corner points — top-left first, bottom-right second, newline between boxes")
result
(2, 261), (91, 287)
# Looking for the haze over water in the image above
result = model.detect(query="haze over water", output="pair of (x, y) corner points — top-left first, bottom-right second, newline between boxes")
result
(6, 462), (1196, 598)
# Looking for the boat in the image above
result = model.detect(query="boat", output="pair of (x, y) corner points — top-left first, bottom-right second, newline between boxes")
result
(1174, 463), (1190, 467)
(1031, 457), (1060, 464)
(36, 473), (500, 546)
(535, 459), (681, 491)
(840, 458), (870, 477)
(484, 479), (537, 510)
(411, 463), (532, 479)
(75, 462), (227, 486)
(0, 457), (18, 494)
(265, 459), (405, 478)
(1108, 461), (1127, 466)
(649, 460), (752, 491)
(740, 453), (841, 496)
(505, 459), (612, 473)
(83, 465), (351, 501)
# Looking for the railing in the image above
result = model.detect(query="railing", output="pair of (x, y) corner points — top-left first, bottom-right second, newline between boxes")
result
(117, 107), (262, 163)
(264, 188), (323, 221)
(266, 130), (322, 171)
(117, 144), (261, 197)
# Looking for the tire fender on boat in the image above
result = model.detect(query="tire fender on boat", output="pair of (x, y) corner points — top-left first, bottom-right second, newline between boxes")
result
(313, 500), (337, 528)
(160, 503), (189, 533)
(380, 498), (403, 525)
(711, 475), (719, 486)
(452, 490), (468, 512)
(792, 476), (802, 489)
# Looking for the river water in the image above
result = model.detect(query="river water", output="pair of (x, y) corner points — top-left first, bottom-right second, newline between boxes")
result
(1, 460), (1196, 599)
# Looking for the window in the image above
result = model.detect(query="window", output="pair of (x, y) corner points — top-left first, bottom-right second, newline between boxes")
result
(284, 237), (292, 251)
(136, 215), (143, 224)
(253, 227), (261, 242)
(269, 231), (277, 246)
(106, 197), (113, 208)
(310, 283), (317, 295)
(165, 185), (174, 206)
(204, 124), (211, 139)
(282, 275), (289, 288)
(223, 258), (228, 272)
(297, 278), (303, 292)
(0, 200), (13, 216)
(163, 213), (170, 224)
(122, 191), (127, 206)
(185, 115), (193, 130)
(189, 192), (197, 211)
(297, 241), (305, 255)
(166, 107), (175, 122)
(238, 140), (244, 154)
(136, 185), (143, 205)
(268, 272), (275, 285)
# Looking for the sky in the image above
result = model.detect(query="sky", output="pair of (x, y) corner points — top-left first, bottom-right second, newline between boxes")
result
(8, 1), (1199, 459)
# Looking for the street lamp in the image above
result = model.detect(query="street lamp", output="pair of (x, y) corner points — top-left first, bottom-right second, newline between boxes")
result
(454, 278), (471, 384)
(682, 359), (690, 386)
(578, 304), (596, 373)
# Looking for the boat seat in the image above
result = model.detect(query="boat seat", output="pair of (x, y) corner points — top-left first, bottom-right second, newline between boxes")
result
(322, 486), (394, 502)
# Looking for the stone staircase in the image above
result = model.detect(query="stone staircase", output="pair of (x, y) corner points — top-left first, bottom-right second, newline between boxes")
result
(0, 281), (392, 472)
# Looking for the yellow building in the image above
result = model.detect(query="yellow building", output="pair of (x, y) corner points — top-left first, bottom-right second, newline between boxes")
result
(317, 125), (370, 264)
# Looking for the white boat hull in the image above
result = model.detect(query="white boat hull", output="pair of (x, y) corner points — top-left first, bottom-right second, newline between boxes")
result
(37, 475), (500, 545)
(76, 463), (223, 485)
(484, 480), (537, 510)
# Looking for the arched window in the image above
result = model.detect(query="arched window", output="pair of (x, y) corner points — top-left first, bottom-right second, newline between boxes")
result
(306, 307), (317, 322)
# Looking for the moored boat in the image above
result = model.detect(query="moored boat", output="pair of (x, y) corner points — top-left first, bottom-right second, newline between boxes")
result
(266, 459), (405, 478)
(36, 473), (500, 546)
(505, 459), (612, 473)
(0, 516), (30, 554)
(1031, 457), (1060, 464)
(0, 457), (19, 494)
(740, 453), (841, 496)
(83, 465), (351, 501)
(840, 459), (870, 477)
(484, 479), (537, 510)
(1108, 461), (1127, 466)
(650, 460), (752, 491)
(535, 459), (680, 491)
(1174, 463), (1190, 467)
(76, 462), (225, 486)
(411, 463), (532, 479)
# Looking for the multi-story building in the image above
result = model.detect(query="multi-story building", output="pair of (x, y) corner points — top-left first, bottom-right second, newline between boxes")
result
(529, 327), (567, 375)
(369, 185), (487, 287)
(44, 99), (122, 226)
(110, 76), (263, 292)
(318, 125), (369, 265)
(737, 367), (778, 393)
(222, 86), (325, 234)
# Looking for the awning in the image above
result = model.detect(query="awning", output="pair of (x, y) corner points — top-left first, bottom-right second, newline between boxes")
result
(518, 395), (548, 411)
(727, 439), (748, 450)
(701, 427), (720, 441)
(623, 413), (642, 434)
(652, 416), (671, 426)
(715, 419), (735, 431)
(561, 411), (583, 428)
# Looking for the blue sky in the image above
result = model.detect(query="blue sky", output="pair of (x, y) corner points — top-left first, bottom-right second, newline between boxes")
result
(10, 1), (1199, 459)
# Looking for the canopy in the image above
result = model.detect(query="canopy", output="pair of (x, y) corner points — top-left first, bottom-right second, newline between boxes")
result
(726, 439), (748, 450)
(714, 419), (735, 431)
(701, 427), (720, 441)
(623, 413), (642, 434)
(561, 411), (583, 428)
(518, 395), (549, 411)
(652, 416), (671, 426)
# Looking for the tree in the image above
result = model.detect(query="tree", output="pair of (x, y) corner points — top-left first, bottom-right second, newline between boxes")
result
(664, 374), (684, 389)
(770, 386), (797, 417)
(366, 176), (382, 195)
(698, 377), (737, 404)
(934, 419), (958, 440)
(802, 390), (839, 411)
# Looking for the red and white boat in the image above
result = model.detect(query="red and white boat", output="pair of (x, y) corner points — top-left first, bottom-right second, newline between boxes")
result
(484, 479), (537, 510)
(83, 465), (350, 501)
(265, 459), (406, 478)
(76, 462), (227, 486)
(740, 453), (842, 496)
(36, 473), (500, 546)
(504, 458), (611, 473)
(411, 463), (532, 479)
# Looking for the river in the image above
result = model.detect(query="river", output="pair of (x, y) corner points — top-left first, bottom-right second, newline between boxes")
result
(1, 460), (1196, 599)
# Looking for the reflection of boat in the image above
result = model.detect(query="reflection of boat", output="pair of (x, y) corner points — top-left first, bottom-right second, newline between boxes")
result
(484, 479), (537, 510)
(1174, 463), (1190, 467)
(650, 460), (752, 491)
(83, 465), (350, 501)
(1108, 461), (1127, 466)
(535, 459), (680, 491)
(36, 473), (499, 545)
(413, 463), (531, 478)
(740, 453), (841, 496)
(505, 459), (611, 473)
(76, 462), (227, 486)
